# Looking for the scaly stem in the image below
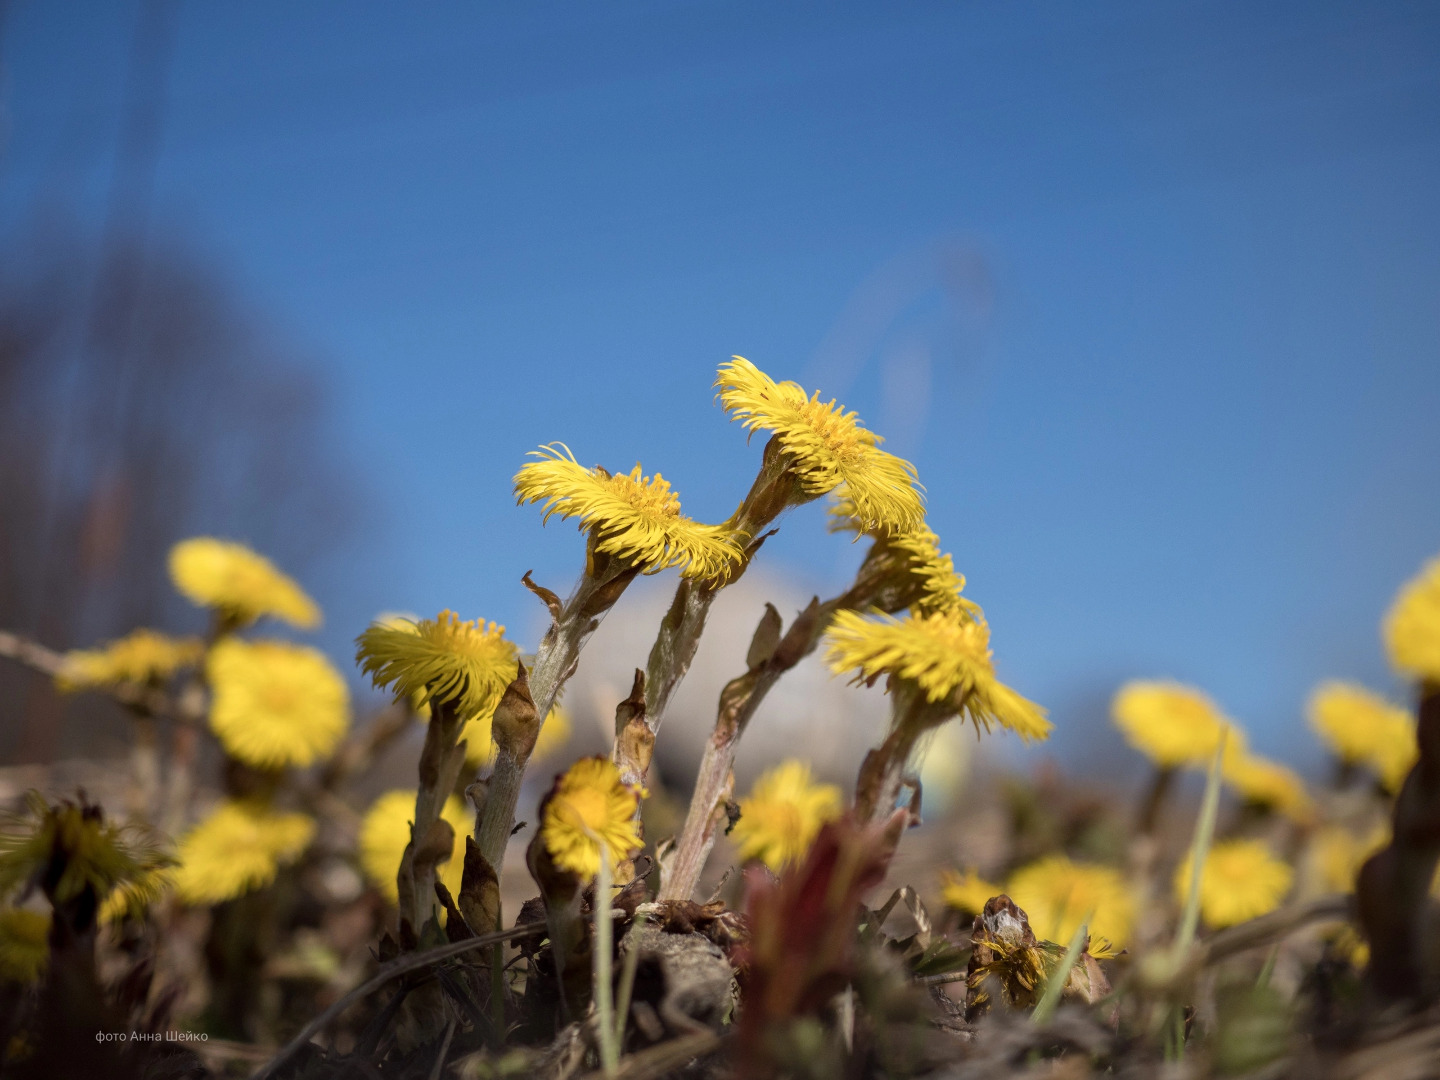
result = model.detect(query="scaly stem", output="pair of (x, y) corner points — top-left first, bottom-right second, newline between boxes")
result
(399, 697), (468, 932)
(641, 436), (803, 739)
(853, 685), (941, 825)
(475, 554), (638, 877)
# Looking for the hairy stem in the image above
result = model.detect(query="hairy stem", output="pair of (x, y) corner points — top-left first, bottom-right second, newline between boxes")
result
(399, 697), (468, 933)
(474, 554), (638, 877)
(853, 686), (937, 825)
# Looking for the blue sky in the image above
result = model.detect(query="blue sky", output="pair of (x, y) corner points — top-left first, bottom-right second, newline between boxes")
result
(3, 0), (1439, 770)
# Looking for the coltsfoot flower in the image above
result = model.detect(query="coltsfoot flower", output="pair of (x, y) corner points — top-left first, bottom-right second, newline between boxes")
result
(940, 869), (1004, 919)
(169, 537), (320, 629)
(1223, 749), (1312, 822)
(1175, 838), (1292, 929)
(172, 801), (315, 905)
(1385, 554), (1440, 682)
(717, 356), (925, 533)
(207, 639), (350, 769)
(1112, 681), (1231, 770)
(829, 497), (980, 619)
(540, 757), (643, 878)
(824, 609), (1050, 740)
(1309, 681), (1417, 791)
(56, 629), (202, 692)
(0, 793), (166, 908)
(458, 704), (572, 769)
(356, 611), (518, 722)
(358, 790), (470, 904)
(0, 908), (49, 984)
(730, 760), (842, 872)
(1007, 854), (1135, 954)
(514, 444), (743, 580)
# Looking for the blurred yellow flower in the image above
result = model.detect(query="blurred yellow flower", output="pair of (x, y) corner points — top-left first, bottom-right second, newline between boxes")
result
(717, 356), (925, 533)
(1007, 854), (1135, 954)
(1309, 681), (1417, 792)
(207, 639), (350, 769)
(458, 704), (572, 769)
(730, 760), (842, 871)
(1310, 825), (1387, 895)
(168, 537), (320, 629)
(172, 801), (315, 905)
(56, 629), (202, 692)
(1112, 681), (1230, 770)
(940, 869), (1003, 919)
(1223, 750), (1312, 822)
(1174, 839), (1292, 929)
(1384, 554), (1440, 682)
(357, 790), (470, 905)
(357, 611), (518, 722)
(97, 866), (174, 925)
(0, 793), (166, 908)
(824, 609), (1050, 741)
(514, 444), (743, 580)
(541, 757), (643, 878)
(0, 909), (49, 984)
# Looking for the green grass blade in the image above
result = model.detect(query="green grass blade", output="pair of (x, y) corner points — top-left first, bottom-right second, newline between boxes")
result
(1176, 731), (1227, 955)
(1032, 918), (1089, 1025)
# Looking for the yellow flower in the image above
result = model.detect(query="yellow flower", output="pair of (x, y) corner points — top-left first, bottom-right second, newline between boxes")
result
(357, 791), (470, 905)
(168, 537), (320, 629)
(56, 629), (202, 692)
(514, 444), (742, 580)
(824, 608), (1050, 741)
(457, 704), (573, 769)
(1384, 554), (1440, 682)
(1174, 839), (1292, 929)
(1007, 855), (1135, 953)
(207, 639), (350, 769)
(940, 869), (1003, 918)
(829, 498), (981, 620)
(1111, 681), (1231, 770)
(98, 866), (174, 925)
(1223, 750), (1312, 822)
(1308, 681), (1417, 792)
(541, 757), (643, 878)
(172, 801), (315, 905)
(730, 760), (843, 871)
(356, 611), (518, 722)
(0, 909), (49, 983)
(1309, 825), (1387, 895)
(0, 793), (166, 907)
(717, 356), (925, 533)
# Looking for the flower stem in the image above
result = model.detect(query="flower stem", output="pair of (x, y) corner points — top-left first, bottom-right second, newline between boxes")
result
(594, 846), (619, 1075)
(474, 557), (637, 878)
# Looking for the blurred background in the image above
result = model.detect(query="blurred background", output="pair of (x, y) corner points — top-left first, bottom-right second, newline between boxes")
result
(2, 0), (1438, 797)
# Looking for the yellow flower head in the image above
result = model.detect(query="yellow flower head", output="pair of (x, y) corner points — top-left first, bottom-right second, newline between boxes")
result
(541, 756), (643, 878)
(169, 537), (320, 629)
(457, 704), (572, 769)
(357, 790), (470, 905)
(207, 639), (349, 769)
(172, 801), (315, 905)
(0, 793), (167, 907)
(356, 611), (519, 722)
(1384, 554), (1440, 682)
(56, 629), (203, 692)
(514, 444), (743, 580)
(829, 498), (981, 620)
(730, 760), (843, 872)
(940, 869), (1003, 919)
(824, 608), (1050, 741)
(1007, 855), (1135, 954)
(1309, 681), (1417, 792)
(1111, 681), (1231, 770)
(98, 865), (174, 925)
(1175, 839), (1292, 929)
(0, 908), (49, 984)
(717, 356), (925, 533)
(1222, 749), (1313, 823)
(1309, 824), (1387, 895)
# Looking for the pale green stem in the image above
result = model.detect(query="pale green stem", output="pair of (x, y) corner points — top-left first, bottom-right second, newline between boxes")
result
(594, 845), (619, 1075)
(1176, 734), (1228, 955)
(1032, 918), (1089, 1025)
